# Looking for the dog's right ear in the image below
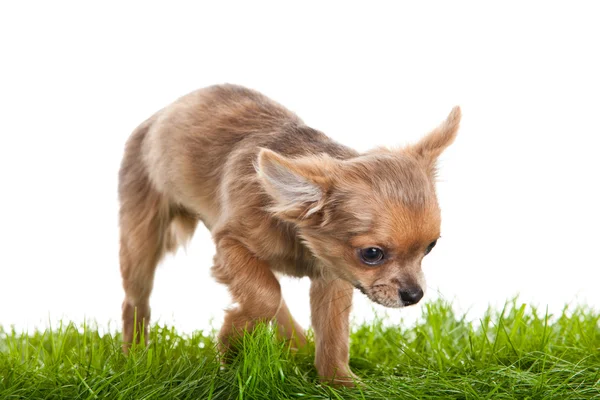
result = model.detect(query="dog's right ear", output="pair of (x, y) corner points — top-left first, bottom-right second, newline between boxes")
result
(408, 106), (461, 177)
(256, 149), (333, 221)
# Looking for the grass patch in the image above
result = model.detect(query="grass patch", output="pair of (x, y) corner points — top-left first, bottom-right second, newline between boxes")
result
(1, 299), (599, 399)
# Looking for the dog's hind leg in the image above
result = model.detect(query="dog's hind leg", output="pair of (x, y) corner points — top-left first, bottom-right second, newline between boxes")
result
(275, 299), (307, 349)
(118, 117), (179, 352)
(118, 183), (172, 352)
(119, 196), (198, 353)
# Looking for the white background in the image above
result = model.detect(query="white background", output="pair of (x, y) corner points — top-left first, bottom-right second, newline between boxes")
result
(1, 2), (599, 334)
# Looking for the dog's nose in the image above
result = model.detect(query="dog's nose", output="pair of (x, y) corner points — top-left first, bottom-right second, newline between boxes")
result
(399, 287), (424, 306)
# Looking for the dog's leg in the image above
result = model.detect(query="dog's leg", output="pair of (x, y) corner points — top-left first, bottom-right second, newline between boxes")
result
(274, 298), (307, 349)
(310, 278), (358, 386)
(211, 235), (283, 351)
(119, 191), (171, 353)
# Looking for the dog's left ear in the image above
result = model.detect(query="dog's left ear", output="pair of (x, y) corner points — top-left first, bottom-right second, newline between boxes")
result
(255, 148), (335, 221)
(408, 106), (461, 176)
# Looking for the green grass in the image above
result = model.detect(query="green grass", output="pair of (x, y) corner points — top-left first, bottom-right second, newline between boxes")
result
(1, 299), (599, 399)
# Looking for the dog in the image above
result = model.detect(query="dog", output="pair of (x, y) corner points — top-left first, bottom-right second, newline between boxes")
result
(118, 84), (460, 386)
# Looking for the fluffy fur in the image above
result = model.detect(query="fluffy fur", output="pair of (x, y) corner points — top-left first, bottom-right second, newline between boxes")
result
(118, 84), (460, 386)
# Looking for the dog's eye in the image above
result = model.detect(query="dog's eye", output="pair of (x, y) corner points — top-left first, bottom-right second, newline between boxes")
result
(424, 240), (437, 256)
(359, 247), (385, 265)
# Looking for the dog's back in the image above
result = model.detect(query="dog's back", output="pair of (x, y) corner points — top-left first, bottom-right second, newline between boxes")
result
(128, 85), (294, 222)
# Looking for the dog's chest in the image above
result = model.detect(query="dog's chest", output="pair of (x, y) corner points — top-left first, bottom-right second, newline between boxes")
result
(268, 245), (320, 278)
(249, 223), (319, 278)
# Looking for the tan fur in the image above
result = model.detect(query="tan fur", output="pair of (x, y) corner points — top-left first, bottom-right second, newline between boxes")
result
(118, 84), (460, 386)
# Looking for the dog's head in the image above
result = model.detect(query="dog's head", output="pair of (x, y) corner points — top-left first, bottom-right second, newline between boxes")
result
(257, 107), (460, 308)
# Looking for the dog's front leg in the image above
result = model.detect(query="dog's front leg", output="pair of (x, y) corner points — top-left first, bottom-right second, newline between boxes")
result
(310, 278), (358, 386)
(211, 235), (283, 352)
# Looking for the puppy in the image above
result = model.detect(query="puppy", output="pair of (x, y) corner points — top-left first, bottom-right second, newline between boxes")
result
(118, 84), (460, 386)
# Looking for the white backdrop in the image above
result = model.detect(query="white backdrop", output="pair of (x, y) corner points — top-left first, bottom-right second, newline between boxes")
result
(1, 2), (599, 334)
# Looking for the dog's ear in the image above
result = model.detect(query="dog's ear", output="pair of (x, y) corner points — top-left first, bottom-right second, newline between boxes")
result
(256, 149), (333, 221)
(408, 106), (461, 176)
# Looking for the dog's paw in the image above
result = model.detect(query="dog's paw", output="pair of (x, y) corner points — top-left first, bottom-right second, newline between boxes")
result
(319, 367), (363, 388)
(286, 330), (308, 352)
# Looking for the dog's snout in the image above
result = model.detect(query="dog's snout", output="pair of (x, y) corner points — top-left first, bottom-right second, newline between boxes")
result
(399, 287), (424, 306)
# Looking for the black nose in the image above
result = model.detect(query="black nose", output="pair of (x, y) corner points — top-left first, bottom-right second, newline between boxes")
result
(399, 287), (424, 306)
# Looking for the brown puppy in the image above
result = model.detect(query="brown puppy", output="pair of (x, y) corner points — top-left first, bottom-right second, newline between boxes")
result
(118, 84), (460, 386)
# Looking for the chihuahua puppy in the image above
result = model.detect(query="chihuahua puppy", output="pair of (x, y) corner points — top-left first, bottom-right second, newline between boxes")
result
(118, 84), (460, 386)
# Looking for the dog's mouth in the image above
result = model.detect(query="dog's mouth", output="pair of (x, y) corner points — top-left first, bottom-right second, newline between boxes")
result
(352, 282), (403, 308)
(353, 282), (369, 296)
